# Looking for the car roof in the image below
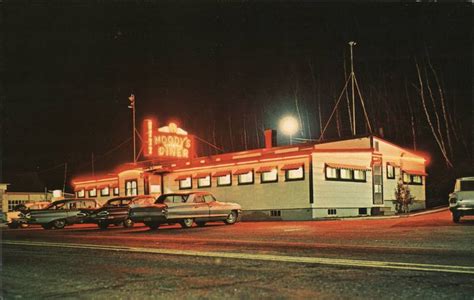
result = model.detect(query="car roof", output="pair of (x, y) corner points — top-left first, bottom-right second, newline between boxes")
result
(161, 191), (212, 196)
(107, 195), (154, 202)
(52, 198), (96, 204)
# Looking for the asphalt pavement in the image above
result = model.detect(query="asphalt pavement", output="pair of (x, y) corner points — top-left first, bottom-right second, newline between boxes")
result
(2, 210), (474, 299)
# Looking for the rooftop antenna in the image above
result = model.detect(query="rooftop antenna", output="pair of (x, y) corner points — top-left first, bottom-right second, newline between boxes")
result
(318, 41), (372, 141)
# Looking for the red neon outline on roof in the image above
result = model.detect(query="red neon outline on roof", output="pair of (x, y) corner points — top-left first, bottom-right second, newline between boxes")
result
(233, 168), (253, 175)
(281, 163), (304, 171)
(256, 166), (277, 173)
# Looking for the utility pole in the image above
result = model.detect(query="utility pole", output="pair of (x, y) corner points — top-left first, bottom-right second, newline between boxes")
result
(128, 94), (136, 164)
(349, 41), (357, 135)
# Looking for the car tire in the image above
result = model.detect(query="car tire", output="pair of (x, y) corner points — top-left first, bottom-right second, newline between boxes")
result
(452, 212), (461, 223)
(123, 218), (134, 228)
(42, 223), (53, 230)
(145, 222), (159, 230)
(224, 211), (238, 225)
(53, 219), (66, 229)
(180, 218), (194, 228)
(8, 223), (19, 229)
(196, 221), (206, 227)
(98, 222), (109, 230)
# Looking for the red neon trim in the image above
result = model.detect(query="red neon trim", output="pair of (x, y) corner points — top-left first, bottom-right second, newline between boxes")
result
(174, 174), (191, 181)
(193, 173), (210, 179)
(212, 171), (231, 177)
(313, 148), (373, 153)
(281, 163), (304, 171)
(85, 186), (96, 191)
(256, 166), (277, 173)
(97, 184), (109, 189)
(402, 169), (427, 176)
(233, 168), (253, 175)
(387, 162), (400, 167)
(74, 187), (84, 192)
(325, 163), (370, 171)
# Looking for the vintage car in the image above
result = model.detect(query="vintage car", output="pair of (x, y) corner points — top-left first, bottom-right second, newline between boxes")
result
(129, 191), (241, 230)
(90, 195), (156, 229)
(449, 177), (474, 223)
(26, 198), (99, 229)
(6, 201), (51, 229)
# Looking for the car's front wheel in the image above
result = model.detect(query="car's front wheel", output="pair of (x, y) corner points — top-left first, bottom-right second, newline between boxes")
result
(7, 222), (19, 229)
(452, 212), (461, 223)
(145, 222), (159, 230)
(98, 222), (109, 230)
(42, 224), (53, 230)
(123, 218), (134, 228)
(53, 219), (66, 229)
(224, 211), (238, 225)
(180, 218), (193, 228)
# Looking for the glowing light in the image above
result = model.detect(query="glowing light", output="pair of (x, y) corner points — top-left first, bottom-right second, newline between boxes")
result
(143, 120), (195, 159)
(279, 116), (299, 136)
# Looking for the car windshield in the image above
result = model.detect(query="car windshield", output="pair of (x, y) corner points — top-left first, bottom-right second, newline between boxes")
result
(107, 199), (130, 207)
(46, 201), (67, 210)
(156, 194), (189, 204)
(460, 180), (474, 191)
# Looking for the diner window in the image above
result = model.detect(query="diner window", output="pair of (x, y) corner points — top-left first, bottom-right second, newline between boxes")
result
(217, 174), (232, 186)
(197, 175), (211, 188)
(77, 189), (85, 198)
(340, 168), (353, 180)
(325, 165), (367, 183)
(412, 175), (423, 184)
(403, 173), (423, 185)
(238, 171), (254, 185)
(261, 168), (278, 183)
(286, 166), (304, 181)
(125, 180), (138, 196)
(328, 209), (337, 216)
(8, 200), (27, 212)
(113, 187), (119, 196)
(100, 186), (110, 197)
(179, 177), (192, 190)
(88, 188), (97, 197)
(402, 172), (411, 184)
(354, 170), (366, 181)
(326, 167), (338, 179)
(387, 164), (395, 179)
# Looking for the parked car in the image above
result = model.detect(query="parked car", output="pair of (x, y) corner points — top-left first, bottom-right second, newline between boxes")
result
(449, 177), (474, 223)
(6, 201), (51, 229)
(129, 191), (241, 230)
(90, 195), (156, 229)
(26, 198), (99, 229)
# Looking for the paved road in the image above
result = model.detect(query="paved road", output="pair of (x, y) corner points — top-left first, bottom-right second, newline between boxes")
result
(2, 210), (474, 299)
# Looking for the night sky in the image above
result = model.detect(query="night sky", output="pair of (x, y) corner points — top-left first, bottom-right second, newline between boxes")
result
(2, 3), (472, 192)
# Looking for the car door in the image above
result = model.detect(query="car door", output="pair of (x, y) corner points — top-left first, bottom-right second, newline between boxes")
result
(192, 194), (210, 218)
(65, 201), (82, 223)
(204, 194), (228, 218)
(166, 194), (195, 219)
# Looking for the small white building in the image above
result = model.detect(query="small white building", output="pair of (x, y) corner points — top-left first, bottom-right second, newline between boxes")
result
(72, 133), (426, 220)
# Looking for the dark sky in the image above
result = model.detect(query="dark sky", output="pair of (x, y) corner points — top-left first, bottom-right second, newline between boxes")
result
(2, 2), (472, 190)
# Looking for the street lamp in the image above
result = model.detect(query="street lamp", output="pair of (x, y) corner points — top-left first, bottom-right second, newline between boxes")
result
(279, 116), (299, 145)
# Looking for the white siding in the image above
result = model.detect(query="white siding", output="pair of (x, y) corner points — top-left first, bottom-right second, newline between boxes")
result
(312, 152), (373, 208)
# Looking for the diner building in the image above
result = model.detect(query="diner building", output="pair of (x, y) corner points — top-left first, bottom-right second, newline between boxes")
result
(72, 124), (427, 220)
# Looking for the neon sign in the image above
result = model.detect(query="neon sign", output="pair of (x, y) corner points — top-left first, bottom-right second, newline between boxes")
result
(143, 119), (195, 159)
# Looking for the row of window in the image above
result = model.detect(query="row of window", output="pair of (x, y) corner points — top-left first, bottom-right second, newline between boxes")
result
(325, 166), (367, 182)
(76, 180), (140, 198)
(386, 164), (423, 185)
(178, 167), (305, 190)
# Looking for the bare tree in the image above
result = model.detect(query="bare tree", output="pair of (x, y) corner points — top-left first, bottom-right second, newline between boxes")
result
(415, 60), (453, 168)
